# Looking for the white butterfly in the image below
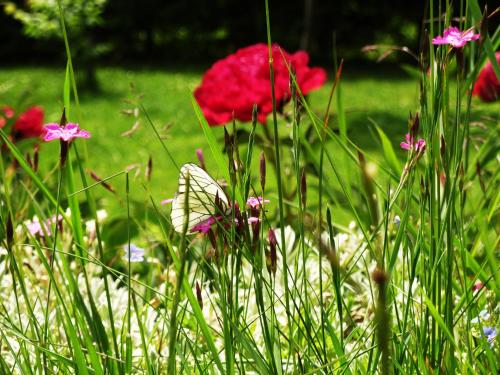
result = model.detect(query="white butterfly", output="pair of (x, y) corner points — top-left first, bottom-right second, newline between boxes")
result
(170, 163), (230, 233)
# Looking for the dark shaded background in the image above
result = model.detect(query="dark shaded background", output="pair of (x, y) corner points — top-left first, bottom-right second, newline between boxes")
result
(0, 0), (494, 67)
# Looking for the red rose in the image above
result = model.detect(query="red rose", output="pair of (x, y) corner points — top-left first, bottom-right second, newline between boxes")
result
(194, 43), (327, 126)
(472, 51), (500, 102)
(13, 106), (45, 139)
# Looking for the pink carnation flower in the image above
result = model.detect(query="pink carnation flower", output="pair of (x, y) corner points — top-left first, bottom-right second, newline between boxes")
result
(400, 133), (426, 152)
(43, 123), (91, 142)
(191, 216), (218, 234)
(432, 27), (480, 48)
(246, 196), (270, 209)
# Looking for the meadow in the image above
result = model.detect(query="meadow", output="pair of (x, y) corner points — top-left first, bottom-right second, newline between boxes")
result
(0, 1), (499, 373)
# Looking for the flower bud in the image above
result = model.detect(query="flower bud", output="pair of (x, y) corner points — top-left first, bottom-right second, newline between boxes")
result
(26, 152), (33, 170)
(440, 135), (446, 161)
(476, 162), (485, 192)
(268, 228), (277, 276)
(33, 144), (39, 172)
(259, 151), (266, 191)
(372, 267), (388, 285)
(6, 215), (13, 250)
(196, 148), (206, 171)
(146, 156), (153, 182)
(195, 281), (203, 309)
(300, 168), (307, 208)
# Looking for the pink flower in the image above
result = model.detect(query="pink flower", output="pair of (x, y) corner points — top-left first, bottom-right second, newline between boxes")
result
(3, 106), (15, 119)
(246, 196), (270, 209)
(191, 216), (218, 234)
(472, 280), (484, 293)
(161, 198), (174, 205)
(400, 133), (426, 152)
(247, 216), (260, 224)
(0, 106), (15, 128)
(196, 148), (206, 170)
(25, 214), (62, 237)
(194, 43), (327, 126)
(432, 27), (480, 48)
(473, 51), (500, 102)
(43, 123), (91, 142)
(26, 219), (51, 237)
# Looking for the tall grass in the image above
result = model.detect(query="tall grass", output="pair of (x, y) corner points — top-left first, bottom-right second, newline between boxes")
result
(0, 0), (498, 374)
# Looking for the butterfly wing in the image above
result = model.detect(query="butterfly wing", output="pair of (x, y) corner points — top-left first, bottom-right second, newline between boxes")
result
(170, 163), (229, 233)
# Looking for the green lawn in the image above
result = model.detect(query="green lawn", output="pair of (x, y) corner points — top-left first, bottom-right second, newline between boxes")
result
(1, 66), (496, 217)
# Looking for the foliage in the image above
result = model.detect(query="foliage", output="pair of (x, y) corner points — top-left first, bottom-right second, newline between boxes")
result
(5, 0), (106, 40)
(4, 0), (108, 89)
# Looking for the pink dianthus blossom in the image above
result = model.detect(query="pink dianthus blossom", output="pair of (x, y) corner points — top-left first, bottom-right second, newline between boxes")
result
(26, 214), (62, 237)
(400, 133), (426, 152)
(246, 196), (270, 209)
(432, 27), (480, 48)
(191, 216), (219, 234)
(43, 123), (91, 142)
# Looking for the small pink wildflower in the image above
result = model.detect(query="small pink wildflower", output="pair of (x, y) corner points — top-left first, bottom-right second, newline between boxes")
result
(43, 123), (91, 142)
(26, 219), (50, 237)
(247, 216), (260, 224)
(246, 196), (270, 209)
(472, 280), (484, 293)
(161, 198), (174, 205)
(196, 148), (206, 170)
(26, 214), (62, 237)
(400, 133), (426, 152)
(191, 216), (219, 234)
(432, 27), (480, 48)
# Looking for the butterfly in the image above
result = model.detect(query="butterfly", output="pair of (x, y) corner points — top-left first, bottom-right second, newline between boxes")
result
(170, 163), (230, 233)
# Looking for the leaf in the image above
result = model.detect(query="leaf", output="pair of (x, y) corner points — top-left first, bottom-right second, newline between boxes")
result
(373, 122), (402, 174)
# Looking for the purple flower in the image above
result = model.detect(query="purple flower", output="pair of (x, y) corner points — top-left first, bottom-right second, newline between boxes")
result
(25, 214), (62, 237)
(191, 216), (218, 234)
(400, 133), (426, 152)
(26, 218), (51, 237)
(123, 244), (145, 262)
(196, 148), (206, 170)
(247, 216), (260, 224)
(483, 326), (497, 345)
(43, 123), (91, 142)
(246, 196), (270, 209)
(432, 27), (480, 48)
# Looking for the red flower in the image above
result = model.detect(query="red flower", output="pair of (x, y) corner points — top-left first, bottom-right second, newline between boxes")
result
(194, 43), (327, 126)
(13, 106), (45, 139)
(472, 51), (500, 102)
(0, 106), (15, 128)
